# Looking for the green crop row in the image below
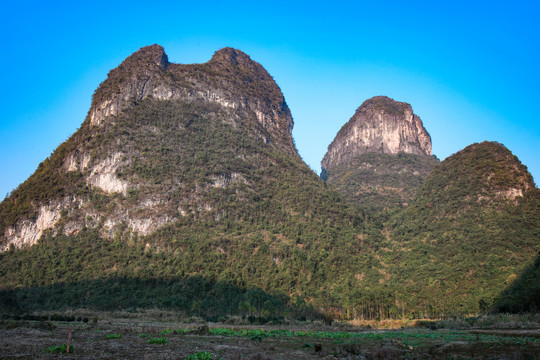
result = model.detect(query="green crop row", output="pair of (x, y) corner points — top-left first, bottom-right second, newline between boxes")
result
(207, 328), (540, 345)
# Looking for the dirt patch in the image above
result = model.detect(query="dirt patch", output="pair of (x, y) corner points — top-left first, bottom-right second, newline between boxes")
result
(0, 319), (539, 359)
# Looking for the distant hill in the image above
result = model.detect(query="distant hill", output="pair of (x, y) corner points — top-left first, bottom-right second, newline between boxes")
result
(322, 96), (432, 170)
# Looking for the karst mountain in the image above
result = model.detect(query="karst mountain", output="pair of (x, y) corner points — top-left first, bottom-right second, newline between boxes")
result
(0, 45), (538, 319)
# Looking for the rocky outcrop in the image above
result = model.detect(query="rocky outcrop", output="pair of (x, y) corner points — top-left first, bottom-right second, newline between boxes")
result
(86, 152), (130, 195)
(0, 196), (80, 251)
(321, 96), (432, 175)
(88, 45), (295, 154)
(320, 96), (437, 210)
(89, 45), (170, 126)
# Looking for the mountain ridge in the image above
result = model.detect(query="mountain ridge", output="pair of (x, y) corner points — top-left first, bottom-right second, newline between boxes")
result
(88, 45), (295, 153)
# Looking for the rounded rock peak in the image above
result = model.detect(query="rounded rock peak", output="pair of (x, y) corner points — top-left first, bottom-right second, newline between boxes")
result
(120, 44), (169, 70)
(454, 141), (534, 188)
(321, 95), (432, 172)
(210, 47), (253, 65)
(89, 45), (169, 124)
(209, 47), (269, 77)
(356, 95), (412, 116)
(419, 141), (536, 202)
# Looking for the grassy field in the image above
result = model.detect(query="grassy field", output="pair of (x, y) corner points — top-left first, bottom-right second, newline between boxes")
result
(0, 312), (539, 359)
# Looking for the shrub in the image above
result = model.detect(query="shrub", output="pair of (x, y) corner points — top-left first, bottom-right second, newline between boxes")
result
(185, 351), (222, 360)
(44, 344), (74, 353)
(147, 337), (167, 344)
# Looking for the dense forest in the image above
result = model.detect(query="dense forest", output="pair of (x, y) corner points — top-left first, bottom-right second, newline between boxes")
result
(322, 152), (440, 211)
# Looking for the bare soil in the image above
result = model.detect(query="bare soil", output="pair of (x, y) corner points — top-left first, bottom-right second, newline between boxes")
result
(1, 318), (539, 359)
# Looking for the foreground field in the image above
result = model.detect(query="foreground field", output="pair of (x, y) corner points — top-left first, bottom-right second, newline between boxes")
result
(1, 316), (539, 359)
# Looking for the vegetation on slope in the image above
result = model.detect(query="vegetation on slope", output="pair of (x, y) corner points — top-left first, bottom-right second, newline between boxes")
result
(0, 130), (89, 239)
(491, 242), (540, 313)
(323, 152), (439, 211)
(1, 111), (538, 320)
(0, 98), (385, 319)
(410, 141), (535, 210)
(384, 142), (540, 317)
(1, 53), (539, 322)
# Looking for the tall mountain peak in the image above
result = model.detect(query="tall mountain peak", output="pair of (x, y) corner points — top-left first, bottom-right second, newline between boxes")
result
(1, 45), (297, 251)
(320, 96), (437, 210)
(321, 96), (432, 174)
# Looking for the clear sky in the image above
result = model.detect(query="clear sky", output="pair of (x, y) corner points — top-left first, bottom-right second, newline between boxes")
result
(1, 0), (539, 198)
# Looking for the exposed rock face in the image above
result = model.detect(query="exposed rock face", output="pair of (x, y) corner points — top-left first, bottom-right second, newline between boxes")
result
(88, 45), (295, 153)
(320, 96), (436, 210)
(0, 45), (297, 251)
(2, 198), (75, 249)
(86, 152), (129, 195)
(321, 96), (432, 175)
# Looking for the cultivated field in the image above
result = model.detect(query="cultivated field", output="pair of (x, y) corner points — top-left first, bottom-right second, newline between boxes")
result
(1, 312), (539, 359)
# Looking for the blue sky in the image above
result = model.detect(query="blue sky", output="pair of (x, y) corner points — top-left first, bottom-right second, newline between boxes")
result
(1, 0), (539, 198)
